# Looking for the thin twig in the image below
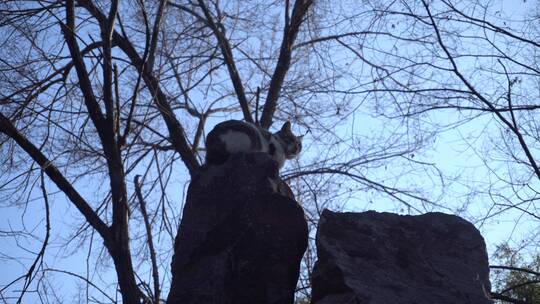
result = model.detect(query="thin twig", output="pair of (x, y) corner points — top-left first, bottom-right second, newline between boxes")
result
(260, 0), (314, 128)
(44, 269), (116, 302)
(134, 175), (160, 304)
(0, 111), (110, 239)
(422, 0), (540, 181)
(490, 265), (540, 277)
(196, 0), (253, 123)
(15, 172), (51, 304)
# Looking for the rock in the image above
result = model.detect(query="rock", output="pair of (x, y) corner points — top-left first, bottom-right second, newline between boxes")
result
(166, 153), (308, 304)
(311, 210), (492, 304)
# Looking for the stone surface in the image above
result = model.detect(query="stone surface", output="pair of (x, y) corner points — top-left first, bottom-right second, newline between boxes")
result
(311, 210), (492, 304)
(166, 153), (308, 304)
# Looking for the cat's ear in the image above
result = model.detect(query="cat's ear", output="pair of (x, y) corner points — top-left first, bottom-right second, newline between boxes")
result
(281, 121), (292, 133)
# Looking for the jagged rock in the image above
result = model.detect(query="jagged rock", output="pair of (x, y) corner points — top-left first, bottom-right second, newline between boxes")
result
(166, 153), (308, 304)
(311, 210), (492, 304)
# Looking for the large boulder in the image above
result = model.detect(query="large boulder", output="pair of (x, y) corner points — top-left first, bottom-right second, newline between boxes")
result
(311, 210), (492, 304)
(166, 153), (308, 304)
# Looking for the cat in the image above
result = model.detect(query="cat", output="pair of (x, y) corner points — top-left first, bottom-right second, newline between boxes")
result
(205, 120), (302, 168)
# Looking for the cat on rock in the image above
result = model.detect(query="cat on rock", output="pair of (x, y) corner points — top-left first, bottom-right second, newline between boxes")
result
(205, 120), (302, 169)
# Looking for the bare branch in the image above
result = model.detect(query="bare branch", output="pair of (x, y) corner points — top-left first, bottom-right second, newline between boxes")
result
(147, 0), (169, 71)
(60, 1), (106, 132)
(0, 111), (110, 240)
(196, 0), (253, 123)
(501, 280), (540, 295)
(78, 0), (201, 176)
(15, 172), (51, 304)
(260, 0), (314, 128)
(490, 265), (540, 277)
(422, 0), (540, 181)
(134, 175), (160, 304)
(44, 269), (116, 303)
(101, 0), (120, 134)
(490, 292), (531, 304)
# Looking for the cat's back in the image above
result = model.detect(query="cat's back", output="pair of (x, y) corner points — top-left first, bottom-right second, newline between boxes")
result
(205, 120), (268, 165)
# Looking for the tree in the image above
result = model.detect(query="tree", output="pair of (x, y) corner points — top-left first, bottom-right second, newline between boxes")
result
(1, 0), (539, 303)
(2, 0), (323, 301)
(3, 0), (426, 302)
(491, 244), (540, 304)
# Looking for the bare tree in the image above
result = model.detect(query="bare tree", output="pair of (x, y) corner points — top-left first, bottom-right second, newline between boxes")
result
(8, 0), (535, 303)
(303, 0), (540, 300)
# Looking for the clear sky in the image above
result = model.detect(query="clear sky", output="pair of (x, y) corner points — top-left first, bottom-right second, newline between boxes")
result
(1, 0), (539, 302)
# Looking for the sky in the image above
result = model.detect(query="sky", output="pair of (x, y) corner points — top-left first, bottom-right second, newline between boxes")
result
(1, 0), (540, 302)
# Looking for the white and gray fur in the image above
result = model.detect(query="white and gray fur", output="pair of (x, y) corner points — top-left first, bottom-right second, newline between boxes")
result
(205, 120), (302, 168)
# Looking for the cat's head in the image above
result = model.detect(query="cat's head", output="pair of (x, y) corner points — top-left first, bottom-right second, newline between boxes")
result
(276, 121), (303, 159)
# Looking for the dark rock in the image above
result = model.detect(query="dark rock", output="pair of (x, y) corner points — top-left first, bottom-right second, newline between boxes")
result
(166, 153), (308, 304)
(311, 210), (492, 304)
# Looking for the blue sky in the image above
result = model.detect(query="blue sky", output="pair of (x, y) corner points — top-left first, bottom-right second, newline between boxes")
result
(1, 0), (540, 302)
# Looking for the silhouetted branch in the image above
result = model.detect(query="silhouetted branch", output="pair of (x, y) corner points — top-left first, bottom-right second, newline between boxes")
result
(146, 0), (168, 71)
(79, 0), (201, 176)
(501, 280), (540, 295)
(490, 292), (531, 304)
(422, 0), (540, 181)
(0, 112), (110, 240)
(134, 175), (160, 304)
(490, 265), (540, 277)
(15, 172), (51, 304)
(44, 269), (115, 303)
(260, 0), (314, 128)
(196, 0), (253, 123)
(60, 1), (106, 134)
